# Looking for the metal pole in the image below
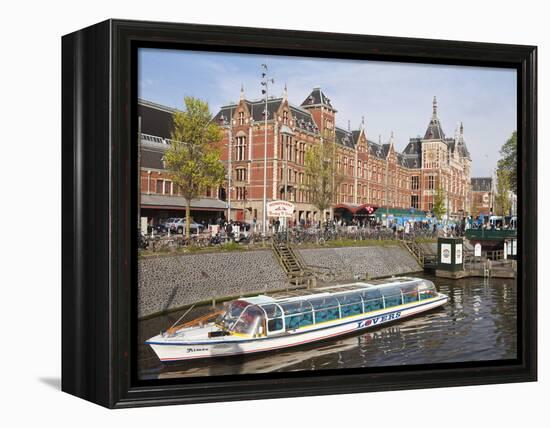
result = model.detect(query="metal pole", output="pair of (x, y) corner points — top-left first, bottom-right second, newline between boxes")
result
(228, 134), (232, 222)
(262, 80), (268, 235)
(137, 116), (142, 232)
(261, 64), (273, 236)
(385, 155), (389, 227)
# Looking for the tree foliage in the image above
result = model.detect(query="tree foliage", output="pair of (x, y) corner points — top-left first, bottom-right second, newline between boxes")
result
(164, 97), (225, 238)
(432, 185), (447, 221)
(497, 131), (517, 194)
(494, 167), (511, 216)
(304, 129), (343, 226)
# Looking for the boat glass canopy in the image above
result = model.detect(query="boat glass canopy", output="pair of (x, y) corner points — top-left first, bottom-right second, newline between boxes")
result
(218, 279), (439, 335)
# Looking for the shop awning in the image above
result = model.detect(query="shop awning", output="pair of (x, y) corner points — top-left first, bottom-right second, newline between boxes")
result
(140, 194), (227, 211)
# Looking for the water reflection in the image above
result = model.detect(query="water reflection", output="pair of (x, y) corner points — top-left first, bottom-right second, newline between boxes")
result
(138, 274), (517, 379)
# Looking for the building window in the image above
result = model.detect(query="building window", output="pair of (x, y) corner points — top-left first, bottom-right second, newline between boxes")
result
(235, 136), (247, 161)
(283, 110), (288, 125)
(427, 175), (435, 190)
(411, 195), (419, 209)
(156, 179), (164, 194)
(411, 176), (419, 190)
(239, 111), (244, 125)
(236, 187), (247, 200)
(236, 168), (247, 182)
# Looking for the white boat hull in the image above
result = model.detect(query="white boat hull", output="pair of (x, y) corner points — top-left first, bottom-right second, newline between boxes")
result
(147, 296), (447, 362)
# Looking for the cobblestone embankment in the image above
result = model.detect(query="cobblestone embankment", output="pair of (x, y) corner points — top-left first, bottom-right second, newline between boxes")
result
(138, 250), (287, 318)
(298, 245), (422, 281)
(138, 245), (422, 318)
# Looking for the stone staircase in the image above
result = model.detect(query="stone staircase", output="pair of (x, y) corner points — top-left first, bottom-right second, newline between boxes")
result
(271, 240), (315, 287)
(402, 240), (437, 270)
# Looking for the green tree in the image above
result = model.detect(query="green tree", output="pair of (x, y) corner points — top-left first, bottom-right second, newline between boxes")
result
(304, 130), (343, 227)
(497, 131), (517, 193)
(494, 168), (511, 216)
(432, 185), (447, 222)
(164, 97), (226, 238)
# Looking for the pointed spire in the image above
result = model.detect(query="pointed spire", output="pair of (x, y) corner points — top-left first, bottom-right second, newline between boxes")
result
(432, 96), (438, 117)
(361, 116), (365, 130)
(378, 134), (382, 144)
(390, 130), (395, 146)
(283, 83), (288, 101)
(460, 121), (464, 135)
(240, 84), (245, 101)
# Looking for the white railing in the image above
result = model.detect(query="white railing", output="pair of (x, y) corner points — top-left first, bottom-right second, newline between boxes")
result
(141, 133), (169, 145)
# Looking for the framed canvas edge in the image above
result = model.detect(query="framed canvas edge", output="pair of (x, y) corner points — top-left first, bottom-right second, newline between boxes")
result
(61, 18), (537, 409)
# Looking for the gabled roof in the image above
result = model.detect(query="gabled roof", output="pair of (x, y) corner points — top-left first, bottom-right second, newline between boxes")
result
(212, 98), (320, 134)
(213, 98), (283, 124)
(471, 177), (493, 192)
(300, 87), (335, 110)
(367, 140), (386, 159)
(423, 97), (446, 140)
(335, 127), (355, 149)
(140, 145), (166, 169)
(403, 137), (422, 155)
(138, 98), (177, 139)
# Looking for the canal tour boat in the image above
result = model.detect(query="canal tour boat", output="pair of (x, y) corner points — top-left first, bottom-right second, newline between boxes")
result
(146, 277), (447, 362)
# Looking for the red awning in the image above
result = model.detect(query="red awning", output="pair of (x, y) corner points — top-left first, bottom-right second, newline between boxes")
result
(333, 203), (377, 214)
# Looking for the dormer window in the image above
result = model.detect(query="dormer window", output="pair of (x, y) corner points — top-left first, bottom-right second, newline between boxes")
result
(239, 111), (244, 126)
(283, 110), (288, 125)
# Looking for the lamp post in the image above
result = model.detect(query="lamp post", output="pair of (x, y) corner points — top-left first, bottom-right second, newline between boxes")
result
(261, 64), (274, 236)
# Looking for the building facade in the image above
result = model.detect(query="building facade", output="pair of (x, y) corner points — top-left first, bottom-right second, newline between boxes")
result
(138, 100), (227, 225)
(138, 87), (473, 226)
(213, 87), (471, 224)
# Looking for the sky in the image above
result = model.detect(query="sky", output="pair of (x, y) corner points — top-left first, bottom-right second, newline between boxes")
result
(138, 48), (517, 177)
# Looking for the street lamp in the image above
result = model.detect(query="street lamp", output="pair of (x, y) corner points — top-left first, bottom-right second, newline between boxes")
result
(261, 64), (274, 236)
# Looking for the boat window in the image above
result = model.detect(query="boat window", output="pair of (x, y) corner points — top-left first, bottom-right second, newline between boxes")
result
(262, 304), (284, 333)
(219, 300), (248, 330)
(380, 287), (403, 308)
(261, 304), (283, 319)
(362, 289), (384, 313)
(280, 301), (314, 330)
(418, 280), (438, 300)
(231, 305), (266, 336)
(337, 293), (363, 317)
(400, 283), (419, 304)
(268, 318), (283, 332)
(308, 296), (340, 324)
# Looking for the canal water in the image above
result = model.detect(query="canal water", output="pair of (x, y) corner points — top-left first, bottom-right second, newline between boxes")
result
(137, 274), (517, 380)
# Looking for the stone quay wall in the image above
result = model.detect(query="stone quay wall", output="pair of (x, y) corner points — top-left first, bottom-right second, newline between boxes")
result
(138, 250), (288, 318)
(138, 245), (422, 318)
(299, 245), (422, 282)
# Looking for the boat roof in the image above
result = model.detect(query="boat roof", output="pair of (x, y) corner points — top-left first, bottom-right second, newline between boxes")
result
(241, 277), (424, 305)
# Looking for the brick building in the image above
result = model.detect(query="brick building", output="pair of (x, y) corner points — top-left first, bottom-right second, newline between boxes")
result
(138, 100), (227, 225)
(470, 177), (495, 217)
(213, 87), (471, 224)
(138, 87), (473, 226)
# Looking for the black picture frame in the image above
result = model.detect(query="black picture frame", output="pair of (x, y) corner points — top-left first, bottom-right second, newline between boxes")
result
(62, 19), (537, 408)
